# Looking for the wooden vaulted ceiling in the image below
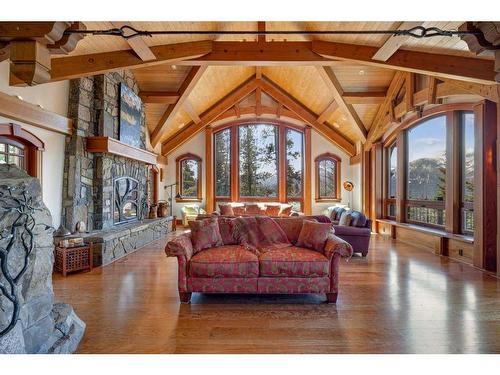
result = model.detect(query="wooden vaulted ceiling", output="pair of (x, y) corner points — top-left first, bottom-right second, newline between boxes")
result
(2, 21), (498, 157)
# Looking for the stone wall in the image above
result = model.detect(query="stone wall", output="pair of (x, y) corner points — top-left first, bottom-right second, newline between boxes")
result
(0, 165), (84, 353)
(62, 71), (148, 232)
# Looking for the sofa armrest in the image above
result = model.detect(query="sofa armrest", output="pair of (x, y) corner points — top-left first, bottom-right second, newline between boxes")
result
(165, 234), (193, 261)
(324, 234), (353, 260)
(332, 225), (371, 237)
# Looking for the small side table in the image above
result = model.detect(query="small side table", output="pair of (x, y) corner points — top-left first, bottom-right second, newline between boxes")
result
(54, 243), (93, 276)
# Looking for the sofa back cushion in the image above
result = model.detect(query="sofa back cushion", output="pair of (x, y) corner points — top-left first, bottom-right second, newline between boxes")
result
(232, 216), (291, 252)
(272, 217), (307, 244)
(296, 220), (333, 253)
(245, 203), (265, 215)
(255, 216), (291, 250)
(265, 204), (281, 217)
(189, 218), (223, 253)
(350, 210), (368, 227)
(332, 206), (346, 221)
(217, 217), (238, 245)
(219, 204), (234, 216)
(232, 205), (245, 215)
(279, 204), (293, 217)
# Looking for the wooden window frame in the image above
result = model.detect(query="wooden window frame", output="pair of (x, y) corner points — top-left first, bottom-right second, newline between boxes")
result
(176, 153), (202, 202)
(384, 140), (397, 220)
(314, 152), (341, 202)
(381, 103), (476, 236)
(0, 123), (44, 178)
(211, 119), (307, 211)
(147, 165), (159, 205)
(459, 111), (475, 236)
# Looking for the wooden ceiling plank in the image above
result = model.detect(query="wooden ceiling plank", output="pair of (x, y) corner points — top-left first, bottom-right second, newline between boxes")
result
(161, 77), (259, 155)
(255, 87), (262, 116)
(258, 77), (356, 156)
(184, 99), (201, 124)
(50, 40), (213, 81)
(110, 22), (157, 61)
(317, 100), (339, 124)
(139, 91), (179, 104)
(372, 21), (425, 61)
(316, 66), (367, 142)
(312, 40), (496, 84)
(150, 66), (207, 146)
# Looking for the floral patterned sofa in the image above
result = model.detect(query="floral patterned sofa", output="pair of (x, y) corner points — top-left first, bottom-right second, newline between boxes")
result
(165, 216), (353, 304)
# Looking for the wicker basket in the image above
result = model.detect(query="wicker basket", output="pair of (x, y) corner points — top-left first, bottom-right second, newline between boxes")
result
(54, 243), (93, 276)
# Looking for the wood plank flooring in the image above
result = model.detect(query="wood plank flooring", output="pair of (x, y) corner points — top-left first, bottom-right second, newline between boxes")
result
(52, 233), (500, 354)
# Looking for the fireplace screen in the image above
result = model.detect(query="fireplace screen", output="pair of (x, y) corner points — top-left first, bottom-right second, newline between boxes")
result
(114, 177), (139, 224)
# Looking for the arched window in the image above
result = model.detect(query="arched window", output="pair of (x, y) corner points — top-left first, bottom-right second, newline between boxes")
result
(315, 153), (341, 201)
(213, 121), (305, 210)
(0, 123), (44, 177)
(176, 153), (202, 201)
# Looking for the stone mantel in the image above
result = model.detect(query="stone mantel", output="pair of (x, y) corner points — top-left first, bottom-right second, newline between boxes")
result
(86, 136), (157, 165)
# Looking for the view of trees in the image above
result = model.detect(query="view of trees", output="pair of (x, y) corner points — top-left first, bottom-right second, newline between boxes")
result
(286, 129), (303, 198)
(181, 159), (198, 198)
(461, 112), (475, 233)
(318, 159), (337, 198)
(214, 128), (231, 197)
(238, 124), (278, 197)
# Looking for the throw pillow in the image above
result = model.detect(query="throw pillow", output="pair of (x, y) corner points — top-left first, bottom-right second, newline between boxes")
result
(219, 204), (234, 216)
(255, 216), (291, 251)
(245, 203), (264, 215)
(350, 211), (367, 227)
(189, 218), (223, 253)
(338, 211), (352, 226)
(279, 204), (293, 217)
(233, 205), (245, 216)
(218, 217), (238, 245)
(265, 204), (281, 217)
(296, 220), (333, 253)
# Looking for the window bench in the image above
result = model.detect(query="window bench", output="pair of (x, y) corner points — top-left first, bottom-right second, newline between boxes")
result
(376, 219), (474, 265)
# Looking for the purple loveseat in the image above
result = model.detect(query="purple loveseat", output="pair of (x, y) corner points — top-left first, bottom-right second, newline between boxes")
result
(327, 208), (372, 257)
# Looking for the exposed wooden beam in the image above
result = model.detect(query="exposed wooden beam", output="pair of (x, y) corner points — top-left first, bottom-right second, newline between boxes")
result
(150, 66), (207, 146)
(312, 40), (496, 84)
(184, 99), (201, 124)
(365, 71), (406, 149)
(405, 72), (415, 112)
(0, 90), (72, 135)
(214, 105), (302, 123)
(255, 87), (262, 116)
(9, 40), (51, 86)
(372, 22), (424, 61)
(50, 40), (213, 81)
(428, 76), (438, 104)
(343, 91), (386, 104)
(258, 77), (356, 156)
(234, 103), (241, 118)
(256, 66), (262, 79)
(0, 42), (9, 62)
(162, 77), (260, 155)
(317, 100), (339, 124)
(257, 22), (266, 43)
(0, 22), (71, 44)
(438, 77), (500, 103)
(316, 66), (367, 142)
(111, 22), (156, 61)
(139, 91), (179, 104)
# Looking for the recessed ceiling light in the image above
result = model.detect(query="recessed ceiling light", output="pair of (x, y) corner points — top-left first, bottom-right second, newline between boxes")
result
(171, 65), (177, 70)
(14, 95), (23, 101)
(358, 70), (365, 75)
(178, 123), (184, 129)
(37, 104), (44, 109)
(341, 115), (347, 122)
(333, 122), (340, 128)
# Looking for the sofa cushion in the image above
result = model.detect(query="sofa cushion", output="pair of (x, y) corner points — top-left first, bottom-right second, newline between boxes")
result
(219, 204), (234, 216)
(259, 247), (329, 277)
(338, 211), (353, 226)
(255, 216), (291, 251)
(189, 246), (259, 278)
(350, 210), (367, 227)
(245, 203), (265, 215)
(189, 218), (223, 254)
(272, 217), (307, 245)
(265, 204), (281, 217)
(296, 220), (333, 253)
(217, 217), (238, 245)
(232, 205), (245, 215)
(279, 204), (293, 217)
(232, 216), (291, 253)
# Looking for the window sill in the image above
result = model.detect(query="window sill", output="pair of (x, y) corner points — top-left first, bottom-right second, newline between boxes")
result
(176, 198), (202, 203)
(315, 198), (341, 203)
(376, 219), (474, 244)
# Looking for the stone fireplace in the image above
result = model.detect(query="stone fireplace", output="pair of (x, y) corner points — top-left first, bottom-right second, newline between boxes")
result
(61, 71), (172, 266)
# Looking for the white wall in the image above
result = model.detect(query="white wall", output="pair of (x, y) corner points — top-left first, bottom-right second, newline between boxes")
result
(164, 130), (206, 218)
(0, 61), (69, 227)
(310, 129), (361, 215)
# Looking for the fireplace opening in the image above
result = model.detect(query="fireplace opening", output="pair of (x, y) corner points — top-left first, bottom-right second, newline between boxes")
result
(114, 177), (140, 224)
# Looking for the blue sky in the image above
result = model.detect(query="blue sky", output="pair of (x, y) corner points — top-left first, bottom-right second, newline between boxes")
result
(408, 115), (447, 162)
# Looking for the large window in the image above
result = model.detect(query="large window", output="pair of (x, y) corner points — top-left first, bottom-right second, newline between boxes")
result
(386, 142), (397, 219)
(238, 124), (278, 198)
(213, 121), (305, 208)
(406, 115), (447, 227)
(315, 153), (341, 201)
(176, 153), (202, 201)
(461, 112), (475, 234)
(0, 139), (25, 170)
(214, 128), (231, 198)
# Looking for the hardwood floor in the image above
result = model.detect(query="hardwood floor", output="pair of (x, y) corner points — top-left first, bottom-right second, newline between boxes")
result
(52, 233), (500, 354)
